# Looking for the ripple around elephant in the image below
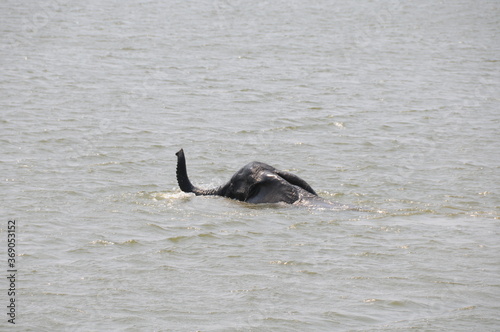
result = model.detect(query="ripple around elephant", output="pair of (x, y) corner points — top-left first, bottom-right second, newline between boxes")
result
(176, 149), (350, 209)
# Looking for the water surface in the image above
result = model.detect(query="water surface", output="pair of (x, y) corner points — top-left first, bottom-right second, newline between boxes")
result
(1, 0), (499, 330)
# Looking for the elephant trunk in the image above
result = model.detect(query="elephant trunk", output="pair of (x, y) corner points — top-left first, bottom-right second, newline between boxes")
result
(176, 149), (221, 196)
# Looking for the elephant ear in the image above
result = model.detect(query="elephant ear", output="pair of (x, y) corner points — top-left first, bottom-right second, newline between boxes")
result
(245, 176), (299, 204)
(276, 170), (317, 196)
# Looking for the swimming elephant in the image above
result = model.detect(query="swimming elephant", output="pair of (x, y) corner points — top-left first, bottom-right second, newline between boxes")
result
(176, 149), (346, 208)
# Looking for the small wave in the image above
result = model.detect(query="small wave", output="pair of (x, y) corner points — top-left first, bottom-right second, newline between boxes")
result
(136, 190), (193, 202)
(153, 191), (193, 201)
(167, 235), (189, 243)
(89, 239), (138, 246)
(90, 240), (115, 246)
(122, 239), (139, 245)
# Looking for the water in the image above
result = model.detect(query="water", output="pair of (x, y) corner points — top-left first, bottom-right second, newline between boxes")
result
(1, 0), (499, 330)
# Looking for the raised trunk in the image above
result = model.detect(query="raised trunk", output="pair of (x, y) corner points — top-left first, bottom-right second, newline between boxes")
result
(176, 149), (222, 196)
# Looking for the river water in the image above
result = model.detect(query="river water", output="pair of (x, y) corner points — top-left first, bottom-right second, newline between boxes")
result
(1, 0), (499, 330)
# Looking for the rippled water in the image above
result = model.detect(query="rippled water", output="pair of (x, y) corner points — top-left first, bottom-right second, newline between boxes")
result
(1, 0), (499, 330)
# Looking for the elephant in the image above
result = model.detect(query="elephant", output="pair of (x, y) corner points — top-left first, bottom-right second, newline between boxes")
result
(176, 149), (349, 208)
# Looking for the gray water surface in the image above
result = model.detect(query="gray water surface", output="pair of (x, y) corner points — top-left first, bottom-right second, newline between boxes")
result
(1, 0), (499, 330)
